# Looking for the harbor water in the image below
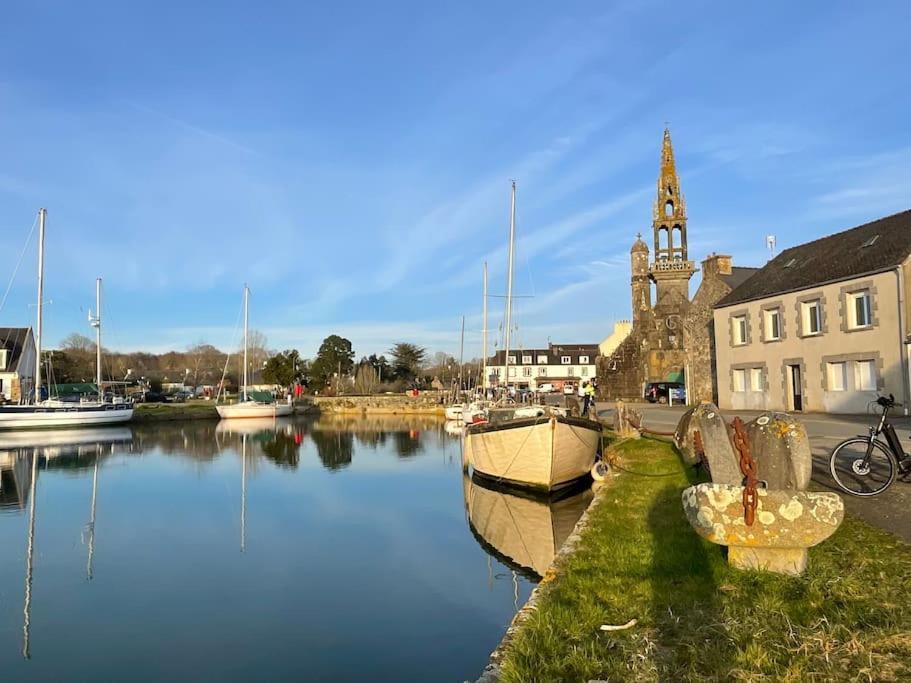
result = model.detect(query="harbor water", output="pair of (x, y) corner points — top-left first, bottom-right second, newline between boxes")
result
(0, 416), (591, 682)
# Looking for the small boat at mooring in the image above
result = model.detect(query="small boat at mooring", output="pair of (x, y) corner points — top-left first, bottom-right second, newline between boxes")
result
(463, 408), (602, 491)
(216, 285), (292, 420)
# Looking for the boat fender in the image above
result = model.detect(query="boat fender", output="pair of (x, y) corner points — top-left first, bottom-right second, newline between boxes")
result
(591, 461), (610, 482)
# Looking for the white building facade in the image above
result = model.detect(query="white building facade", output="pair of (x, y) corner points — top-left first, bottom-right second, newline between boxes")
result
(0, 328), (37, 404)
(484, 343), (600, 392)
(713, 211), (911, 414)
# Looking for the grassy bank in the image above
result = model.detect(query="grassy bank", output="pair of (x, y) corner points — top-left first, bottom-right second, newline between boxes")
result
(132, 401), (219, 421)
(496, 437), (911, 682)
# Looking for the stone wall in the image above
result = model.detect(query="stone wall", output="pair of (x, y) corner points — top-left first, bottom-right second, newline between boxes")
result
(683, 256), (734, 403)
(313, 394), (446, 415)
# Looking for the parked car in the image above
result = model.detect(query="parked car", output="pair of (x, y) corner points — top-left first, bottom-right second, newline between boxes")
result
(140, 391), (171, 403)
(537, 383), (555, 393)
(644, 382), (685, 404)
(563, 384), (576, 395)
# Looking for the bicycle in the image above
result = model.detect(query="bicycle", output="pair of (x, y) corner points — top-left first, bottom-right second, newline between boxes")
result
(829, 394), (911, 496)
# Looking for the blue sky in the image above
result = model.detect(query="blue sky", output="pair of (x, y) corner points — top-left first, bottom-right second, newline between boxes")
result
(1, 1), (909, 360)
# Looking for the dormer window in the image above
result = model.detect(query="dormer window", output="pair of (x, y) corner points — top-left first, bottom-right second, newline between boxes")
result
(861, 235), (879, 248)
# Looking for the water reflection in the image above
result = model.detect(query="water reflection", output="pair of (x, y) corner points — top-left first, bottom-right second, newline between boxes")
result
(0, 416), (564, 680)
(463, 474), (593, 581)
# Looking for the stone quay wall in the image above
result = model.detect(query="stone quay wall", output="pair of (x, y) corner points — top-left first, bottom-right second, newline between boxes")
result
(313, 394), (446, 416)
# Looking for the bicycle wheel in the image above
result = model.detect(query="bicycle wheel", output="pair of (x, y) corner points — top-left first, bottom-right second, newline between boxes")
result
(829, 438), (896, 496)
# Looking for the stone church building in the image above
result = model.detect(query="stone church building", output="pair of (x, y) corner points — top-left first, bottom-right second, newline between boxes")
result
(598, 129), (758, 402)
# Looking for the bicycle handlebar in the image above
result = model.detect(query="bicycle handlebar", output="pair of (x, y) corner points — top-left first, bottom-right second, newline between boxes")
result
(876, 394), (902, 409)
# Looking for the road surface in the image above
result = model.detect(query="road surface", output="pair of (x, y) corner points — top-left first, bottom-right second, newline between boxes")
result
(595, 402), (911, 543)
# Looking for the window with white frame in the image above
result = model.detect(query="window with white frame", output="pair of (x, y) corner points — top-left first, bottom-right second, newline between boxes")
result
(539, 367), (547, 377)
(508, 355), (517, 364)
(561, 356), (571, 364)
(522, 355), (532, 365)
(732, 369), (746, 392)
(522, 367), (532, 377)
(581, 367), (589, 376)
(800, 300), (821, 336)
(848, 290), (872, 328)
(567, 367), (575, 376)
(494, 368), (501, 377)
(764, 308), (781, 341)
(537, 355), (547, 364)
(855, 360), (876, 391)
(732, 315), (748, 345)
(579, 355), (590, 364)
(827, 361), (847, 391)
(750, 367), (763, 391)
(508, 367), (516, 377)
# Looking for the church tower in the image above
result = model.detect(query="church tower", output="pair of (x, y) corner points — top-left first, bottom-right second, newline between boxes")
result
(630, 234), (650, 326)
(648, 128), (695, 314)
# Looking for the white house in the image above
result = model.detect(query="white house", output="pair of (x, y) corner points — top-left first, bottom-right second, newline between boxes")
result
(484, 343), (600, 392)
(713, 210), (911, 414)
(0, 328), (37, 404)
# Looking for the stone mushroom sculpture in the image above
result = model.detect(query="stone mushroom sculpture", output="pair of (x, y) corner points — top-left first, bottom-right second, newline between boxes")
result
(679, 406), (844, 576)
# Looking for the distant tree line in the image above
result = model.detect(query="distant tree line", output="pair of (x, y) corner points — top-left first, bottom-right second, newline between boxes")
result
(43, 331), (480, 395)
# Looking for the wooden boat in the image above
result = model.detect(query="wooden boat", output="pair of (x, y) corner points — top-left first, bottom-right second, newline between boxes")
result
(463, 474), (592, 579)
(463, 408), (601, 491)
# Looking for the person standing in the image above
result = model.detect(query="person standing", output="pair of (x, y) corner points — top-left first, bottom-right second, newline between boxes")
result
(579, 381), (589, 416)
(585, 381), (596, 418)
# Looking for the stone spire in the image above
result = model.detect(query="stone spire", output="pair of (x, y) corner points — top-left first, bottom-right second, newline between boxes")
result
(653, 127), (686, 224)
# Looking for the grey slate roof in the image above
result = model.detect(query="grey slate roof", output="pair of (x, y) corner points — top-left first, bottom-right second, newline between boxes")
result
(0, 328), (32, 372)
(716, 209), (911, 308)
(720, 266), (760, 291)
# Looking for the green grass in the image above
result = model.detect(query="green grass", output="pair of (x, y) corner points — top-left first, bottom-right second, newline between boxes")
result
(132, 401), (218, 421)
(497, 436), (911, 682)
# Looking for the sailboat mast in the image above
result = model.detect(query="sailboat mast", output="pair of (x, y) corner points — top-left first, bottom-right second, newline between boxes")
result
(458, 315), (465, 396)
(242, 285), (249, 402)
(482, 261), (488, 391)
(95, 278), (103, 396)
(503, 182), (516, 393)
(34, 209), (46, 400)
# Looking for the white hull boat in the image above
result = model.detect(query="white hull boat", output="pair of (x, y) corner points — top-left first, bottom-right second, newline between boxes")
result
(217, 285), (291, 421)
(464, 413), (601, 491)
(216, 402), (293, 420)
(444, 404), (465, 421)
(0, 403), (133, 430)
(0, 211), (133, 431)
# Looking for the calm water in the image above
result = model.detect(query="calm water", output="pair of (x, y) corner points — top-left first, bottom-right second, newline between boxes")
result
(0, 416), (592, 682)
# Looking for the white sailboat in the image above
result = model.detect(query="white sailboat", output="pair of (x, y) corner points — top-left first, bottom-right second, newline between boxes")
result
(0, 210), (133, 429)
(463, 183), (602, 491)
(216, 285), (292, 420)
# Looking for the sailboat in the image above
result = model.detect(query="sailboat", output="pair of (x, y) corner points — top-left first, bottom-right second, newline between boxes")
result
(216, 285), (292, 420)
(0, 210), (133, 429)
(463, 183), (602, 491)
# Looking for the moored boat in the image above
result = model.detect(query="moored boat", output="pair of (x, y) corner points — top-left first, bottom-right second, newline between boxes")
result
(0, 211), (133, 430)
(464, 409), (601, 491)
(216, 285), (292, 420)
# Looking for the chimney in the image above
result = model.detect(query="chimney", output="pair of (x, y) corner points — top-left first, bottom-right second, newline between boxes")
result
(701, 253), (732, 280)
